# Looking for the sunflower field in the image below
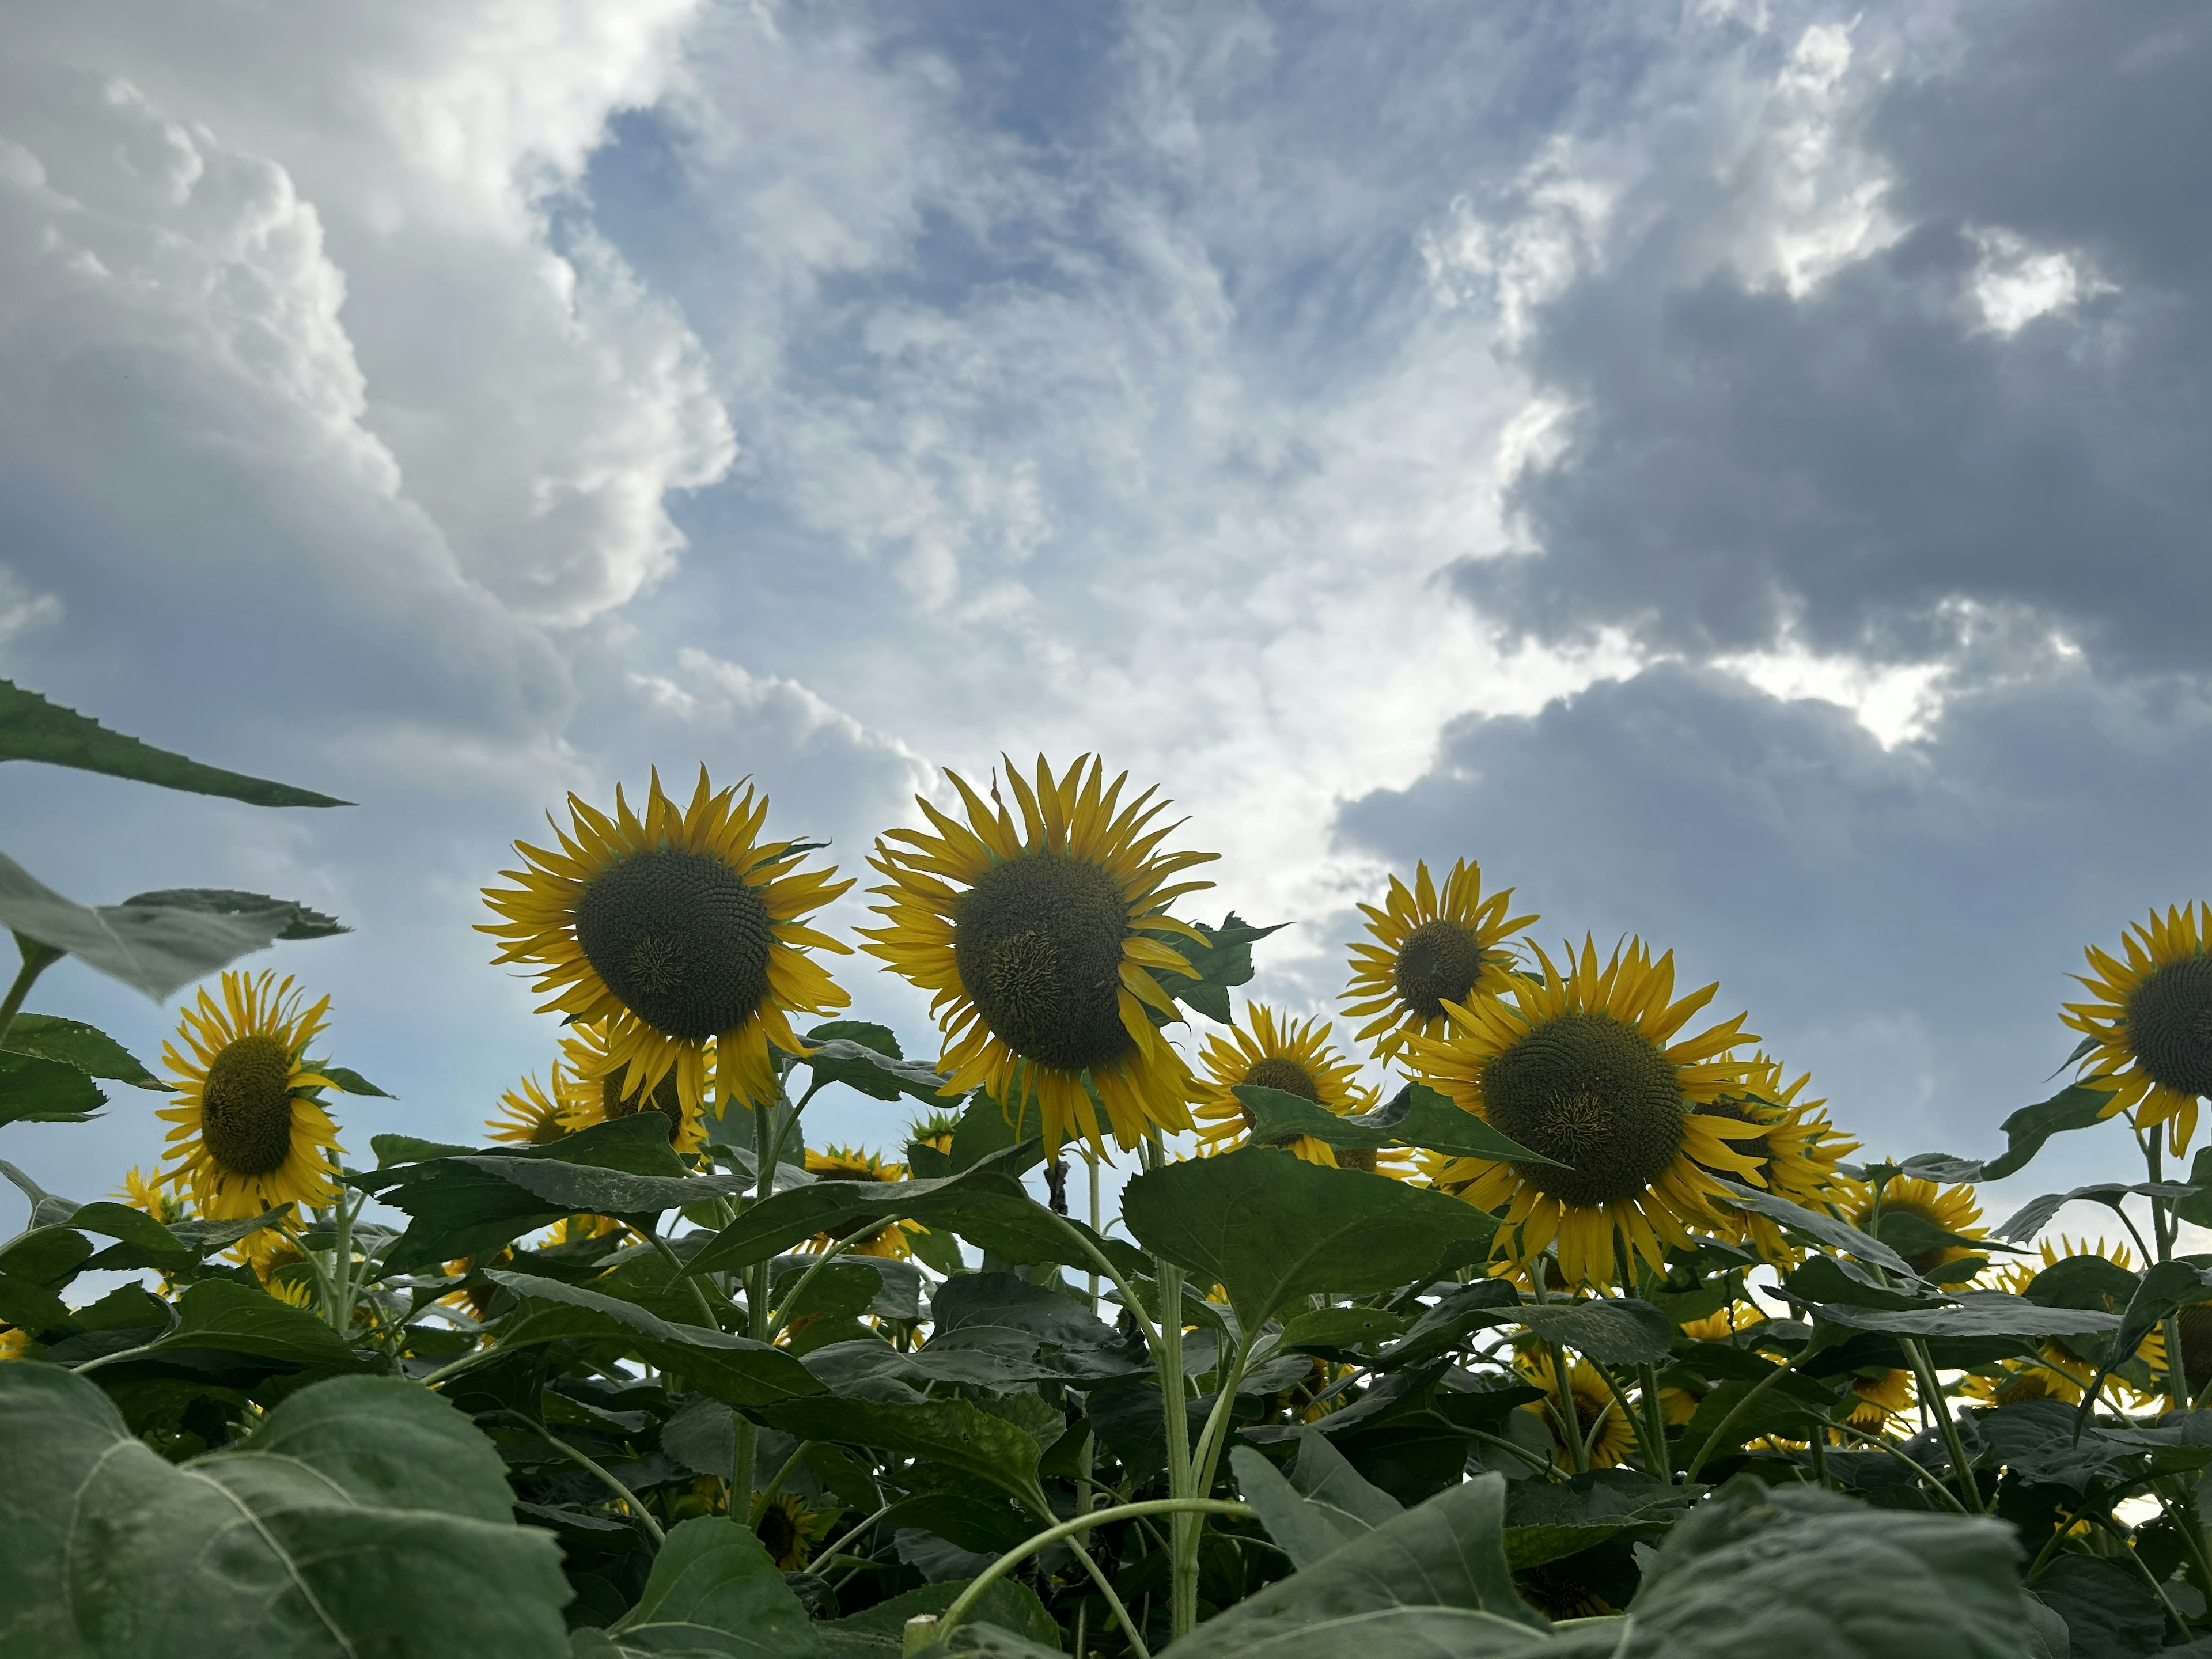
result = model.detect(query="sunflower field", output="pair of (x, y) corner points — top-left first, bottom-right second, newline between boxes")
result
(10, 681), (2212, 1658)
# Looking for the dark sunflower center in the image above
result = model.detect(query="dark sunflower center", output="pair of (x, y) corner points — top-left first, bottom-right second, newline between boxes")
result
(952, 853), (1134, 1073)
(1479, 1013), (1684, 1206)
(199, 1033), (298, 1177)
(574, 847), (774, 1041)
(2125, 956), (2212, 1099)
(756, 1503), (798, 1561)
(1336, 1147), (1379, 1173)
(1238, 1056), (1320, 1138)
(1994, 1372), (2058, 1409)
(603, 1066), (685, 1145)
(1853, 1198), (1952, 1278)
(1393, 919), (1488, 1021)
(2177, 1304), (2212, 1393)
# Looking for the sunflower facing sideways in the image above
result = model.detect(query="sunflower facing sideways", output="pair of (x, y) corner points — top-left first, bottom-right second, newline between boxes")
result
(801, 1146), (918, 1258)
(1694, 1055), (1856, 1264)
(863, 755), (1218, 1154)
(1845, 1171), (1989, 1282)
(1342, 858), (1535, 1060)
(1413, 936), (1765, 1287)
(753, 1491), (832, 1572)
(482, 767), (853, 1121)
(484, 1066), (580, 1146)
(2065, 902), (2212, 1156)
(1191, 1003), (1379, 1167)
(556, 1023), (707, 1155)
(1517, 1351), (1638, 1470)
(156, 971), (344, 1220)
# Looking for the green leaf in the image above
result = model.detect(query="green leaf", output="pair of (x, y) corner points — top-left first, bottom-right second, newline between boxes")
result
(1375, 1279), (1522, 1370)
(484, 1271), (824, 1409)
(1159, 1471), (1550, 1659)
(1233, 1081), (1568, 1168)
(0, 680), (349, 807)
(137, 1278), (368, 1374)
(759, 1396), (1043, 1505)
(929, 1271), (1119, 1350)
(806, 1020), (902, 1058)
(1711, 1177), (1915, 1277)
(0, 1366), (570, 1659)
(1278, 1305), (1411, 1355)
(0, 1049), (104, 1126)
(1503, 1469), (1688, 1570)
(1622, 1477), (2044, 1657)
(945, 1091), (1042, 1173)
(1997, 1181), (2195, 1244)
(2112, 1259), (2212, 1366)
(122, 888), (348, 941)
(0, 855), (342, 1001)
(1805, 1290), (2123, 1341)
(587, 1516), (824, 1658)
(1512, 1299), (1674, 1366)
(1, 1013), (161, 1089)
(1910, 1083), (2123, 1185)
(820, 1580), (1059, 1656)
(795, 1037), (947, 1104)
(1120, 1147), (1501, 1331)
(1230, 1444), (1379, 1569)
(0, 1224), (93, 1328)
(317, 1065), (392, 1098)
(1154, 912), (1289, 1024)
(2031, 1555), (2168, 1659)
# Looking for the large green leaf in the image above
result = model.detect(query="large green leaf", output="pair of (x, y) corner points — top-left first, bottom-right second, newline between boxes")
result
(759, 1396), (1044, 1504)
(1806, 1290), (2123, 1340)
(1158, 1472), (1550, 1659)
(575, 1517), (824, 1658)
(0, 1366), (570, 1658)
(0, 855), (343, 1001)
(0, 680), (348, 807)
(1, 1013), (161, 1089)
(1903, 1083), (2122, 1185)
(0, 1049), (104, 1126)
(1234, 1082), (1564, 1167)
(122, 888), (347, 941)
(136, 1278), (369, 1374)
(1156, 912), (1289, 1023)
(1620, 1478), (2046, 1657)
(482, 1271), (823, 1408)
(1710, 1178), (1914, 1276)
(1511, 1299), (1673, 1366)
(1232, 1445), (1378, 1569)
(1503, 1469), (1688, 1571)
(1120, 1148), (1500, 1330)
(794, 1035), (948, 1104)
(2029, 1554), (2168, 1659)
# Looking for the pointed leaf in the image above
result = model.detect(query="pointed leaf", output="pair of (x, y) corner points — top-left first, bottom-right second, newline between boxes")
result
(1230, 1444), (1377, 1569)
(0, 680), (348, 806)
(1, 1014), (161, 1089)
(759, 1396), (1043, 1504)
(1156, 912), (1289, 1023)
(597, 1516), (824, 1658)
(0, 1050), (104, 1126)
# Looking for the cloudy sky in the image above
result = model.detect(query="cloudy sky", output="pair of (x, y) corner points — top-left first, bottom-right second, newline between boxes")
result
(4, 1), (2207, 1240)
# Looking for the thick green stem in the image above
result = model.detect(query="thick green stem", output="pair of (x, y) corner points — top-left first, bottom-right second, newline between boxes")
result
(643, 1227), (722, 1330)
(0, 936), (62, 1056)
(766, 1233), (860, 1342)
(751, 1440), (813, 1525)
(1638, 1361), (1675, 1482)
(511, 1414), (666, 1544)
(1902, 1336), (1982, 1514)
(1546, 1339), (1589, 1475)
(1682, 1356), (1798, 1484)
(1154, 1259), (1199, 1638)
(939, 1498), (1256, 1653)
(1598, 1362), (1666, 1482)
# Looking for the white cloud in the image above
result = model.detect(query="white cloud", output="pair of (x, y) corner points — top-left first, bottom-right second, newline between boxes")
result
(1969, 226), (2113, 334)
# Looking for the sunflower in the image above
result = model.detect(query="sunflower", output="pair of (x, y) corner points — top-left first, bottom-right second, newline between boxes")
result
(1342, 859), (1536, 1059)
(1191, 1003), (1379, 1168)
(156, 971), (344, 1221)
(1517, 1353), (1638, 1470)
(266, 1276), (315, 1311)
(556, 1024), (707, 1154)
(801, 1146), (918, 1258)
(485, 1066), (582, 1146)
(0, 1327), (26, 1362)
(229, 1221), (305, 1286)
(1846, 1172), (1988, 1281)
(1987, 1236), (2145, 1400)
(906, 1108), (964, 1157)
(2064, 903), (2212, 1156)
(862, 755), (1217, 1154)
(1961, 1361), (2084, 1410)
(753, 1491), (832, 1571)
(1842, 1368), (1915, 1434)
(482, 767), (853, 1120)
(115, 1166), (191, 1227)
(1413, 937), (1764, 1288)
(1695, 1055), (1856, 1264)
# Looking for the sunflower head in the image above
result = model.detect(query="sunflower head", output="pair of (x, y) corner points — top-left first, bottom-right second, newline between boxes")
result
(558, 1024), (707, 1154)
(1694, 1055), (1855, 1263)
(1343, 859), (1535, 1059)
(115, 1166), (191, 1227)
(802, 1145), (916, 1257)
(904, 1108), (965, 1157)
(1414, 936), (1762, 1287)
(482, 767), (853, 1119)
(1846, 1172), (1987, 1280)
(1961, 1363), (2084, 1410)
(0, 1327), (26, 1362)
(486, 1066), (582, 1146)
(1516, 1352), (1638, 1470)
(2065, 903), (2212, 1155)
(753, 1491), (832, 1571)
(157, 971), (344, 1221)
(1191, 1003), (1377, 1167)
(1844, 1368), (1915, 1433)
(863, 755), (1218, 1155)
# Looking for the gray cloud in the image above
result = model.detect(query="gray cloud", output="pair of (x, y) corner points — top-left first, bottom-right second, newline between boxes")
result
(1460, 1), (2212, 675)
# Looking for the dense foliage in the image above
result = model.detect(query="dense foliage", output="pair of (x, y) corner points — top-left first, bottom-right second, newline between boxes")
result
(3, 676), (2211, 1659)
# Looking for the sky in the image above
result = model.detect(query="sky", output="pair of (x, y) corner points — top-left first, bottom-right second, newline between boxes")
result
(3, 1), (2209, 1246)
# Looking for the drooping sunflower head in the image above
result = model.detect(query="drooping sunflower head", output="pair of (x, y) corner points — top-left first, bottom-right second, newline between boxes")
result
(1413, 936), (1762, 1288)
(753, 1491), (832, 1572)
(1961, 1362), (2084, 1410)
(802, 1145), (917, 1257)
(228, 1219), (304, 1286)
(1844, 1368), (1915, 1434)
(557, 1024), (706, 1154)
(1695, 1054), (1857, 1264)
(482, 767), (853, 1119)
(2064, 902), (2212, 1156)
(1343, 859), (1535, 1059)
(1516, 1352), (1638, 1470)
(1846, 1172), (1987, 1281)
(157, 971), (343, 1221)
(485, 1065), (584, 1146)
(1191, 1002), (1378, 1168)
(115, 1166), (191, 1227)
(863, 755), (1218, 1155)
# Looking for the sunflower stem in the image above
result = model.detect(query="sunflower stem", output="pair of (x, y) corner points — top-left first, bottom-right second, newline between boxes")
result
(1902, 1336), (1983, 1514)
(766, 1233), (860, 1342)
(509, 1412), (666, 1545)
(1822, 1421), (1972, 1514)
(1546, 1339), (1590, 1475)
(642, 1226), (723, 1330)
(1681, 1354), (1798, 1484)
(1638, 1362), (1676, 1482)
(751, 1440), (813, 1526)
(1597, 1361), (1666, 1482)
(1153, 1255), (1200, 1639)
(0, 934), (62, 1056)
